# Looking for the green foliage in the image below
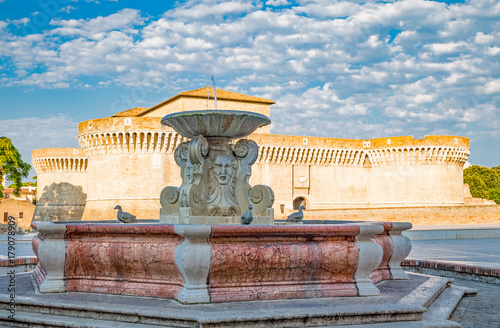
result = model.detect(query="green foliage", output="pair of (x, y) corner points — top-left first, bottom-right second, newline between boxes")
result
(464, 165), (500, 204)
(0, 137), (31, 199)
(488, 188), (500, 205)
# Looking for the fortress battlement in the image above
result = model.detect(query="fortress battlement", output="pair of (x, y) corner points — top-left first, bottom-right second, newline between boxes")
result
(32, 148), (88, 174)
(31, 88), (475, 221)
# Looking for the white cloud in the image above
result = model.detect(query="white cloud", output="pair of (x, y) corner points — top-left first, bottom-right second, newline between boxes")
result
(475, 32), (494, 44)
(266, 0), (288, 6)
(425, 41), (469, 54)
(10, 18), (30, 26)
(481, 79), (500, 95)
(486, 46), (500, 56)
(165, 1), (255, 19)
(59, 6), (78, 14)
(0, 0), (499, 155)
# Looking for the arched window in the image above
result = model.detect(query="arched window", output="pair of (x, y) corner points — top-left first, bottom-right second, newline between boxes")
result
(293, 197), (307, 210)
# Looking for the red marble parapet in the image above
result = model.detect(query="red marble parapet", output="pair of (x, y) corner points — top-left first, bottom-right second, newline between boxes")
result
(33, 222), (388, 303)
(363, 221), (412, 282)
(64, 224), (185, 298)
(209, 224), (360, 301)
(299, 220), (412, 283)
(210, 224), (360, 237)
(32, 263), (47, 288)
(402, 259), (500, 278)
(0, 257), (38, 267)
(31, 233), (43, 259)
(370, 222), (393, 283)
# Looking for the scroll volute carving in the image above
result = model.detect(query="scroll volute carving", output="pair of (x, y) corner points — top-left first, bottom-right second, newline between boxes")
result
(168, 138), (209, 215)
(188, 136), (209, 185)
(249, 185), (274, 216)
(234, 139), (259, 211)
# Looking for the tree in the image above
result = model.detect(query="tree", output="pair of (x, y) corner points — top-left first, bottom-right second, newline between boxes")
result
(0, 137), (31, 199)
(464, 165), (500, 204)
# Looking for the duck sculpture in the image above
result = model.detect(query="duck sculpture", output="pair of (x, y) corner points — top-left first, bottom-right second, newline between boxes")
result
(114, 205), (138, 223)
(240, 204), (254, 225)
(286, 205), (305, 222)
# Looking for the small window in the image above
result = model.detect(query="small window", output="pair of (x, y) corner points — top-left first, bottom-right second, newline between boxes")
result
(19, 212), (23, 219)
(3, 212), (8, 223)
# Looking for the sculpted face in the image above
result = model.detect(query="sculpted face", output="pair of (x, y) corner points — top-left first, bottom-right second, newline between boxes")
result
(214, 155), (235, 185)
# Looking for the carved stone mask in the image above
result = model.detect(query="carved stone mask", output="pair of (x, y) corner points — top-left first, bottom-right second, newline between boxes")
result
(214, 155), (235, 185)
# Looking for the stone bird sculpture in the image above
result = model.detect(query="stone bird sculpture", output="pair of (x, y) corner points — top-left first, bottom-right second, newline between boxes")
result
(114, 205), (137, 223)
(286, 206), (305, 222)
(240, 204), (254, 225)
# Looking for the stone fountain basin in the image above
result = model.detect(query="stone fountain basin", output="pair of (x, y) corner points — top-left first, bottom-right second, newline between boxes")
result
(31, 221), (412, 304)
(161, 110), (271, 139)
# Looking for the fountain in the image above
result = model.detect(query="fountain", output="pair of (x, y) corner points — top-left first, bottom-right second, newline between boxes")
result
(31, 108), (412, 306)
(159, 110), (274, 225)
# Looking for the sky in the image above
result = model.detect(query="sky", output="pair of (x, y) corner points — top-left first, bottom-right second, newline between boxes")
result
(0, 0), (499, 181)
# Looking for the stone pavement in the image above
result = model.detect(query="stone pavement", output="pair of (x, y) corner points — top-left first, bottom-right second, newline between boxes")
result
(450, 278), (500, 328)
(0, 233), (36, 260)
(407, 236), (500, 327)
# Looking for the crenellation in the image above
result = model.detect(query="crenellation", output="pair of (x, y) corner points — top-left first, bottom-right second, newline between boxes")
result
(78, 130), (186, 156)
(33, 156), (88, 174)
(365, 146), (469, 166)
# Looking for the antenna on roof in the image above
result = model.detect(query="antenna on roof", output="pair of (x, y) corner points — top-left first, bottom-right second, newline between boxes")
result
(211, 75), (217, 110)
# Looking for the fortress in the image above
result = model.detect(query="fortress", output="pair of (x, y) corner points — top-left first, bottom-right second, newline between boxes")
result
(31, 87), (498, 225)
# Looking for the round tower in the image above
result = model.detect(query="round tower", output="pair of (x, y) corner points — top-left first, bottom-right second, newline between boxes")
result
(78, 116), (185, 220)
(32, 148), (88, 221)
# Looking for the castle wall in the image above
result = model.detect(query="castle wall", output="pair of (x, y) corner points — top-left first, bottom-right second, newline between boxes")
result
(32, 148), (88, 221)
(32, 112), (471, 224)
(299, 205), (500, 226)
(78, 117), (185, 220)
(250, 134), (469, 217)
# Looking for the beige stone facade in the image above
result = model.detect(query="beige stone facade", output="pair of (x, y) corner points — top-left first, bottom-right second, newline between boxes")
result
(32, 87), (482, 223)
(0, 198), (35, 231)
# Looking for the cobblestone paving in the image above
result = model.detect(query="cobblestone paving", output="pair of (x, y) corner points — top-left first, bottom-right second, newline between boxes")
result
(451, 278), (500, 328)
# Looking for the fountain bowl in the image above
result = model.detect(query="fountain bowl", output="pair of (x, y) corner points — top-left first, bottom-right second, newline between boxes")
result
(161, 110), (271, 139)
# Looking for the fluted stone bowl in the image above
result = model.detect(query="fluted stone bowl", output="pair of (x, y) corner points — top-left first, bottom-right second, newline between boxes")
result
(161, 110), (271, 139)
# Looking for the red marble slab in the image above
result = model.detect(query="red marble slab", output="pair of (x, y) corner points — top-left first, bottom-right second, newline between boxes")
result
(64, 223), (179, 236)
(32, 265), (46, 288)
(209, 225), (360, 301)
(31, 233), (43, 259)
(64, 224), (185, 298)
(66, 278), (183, 298)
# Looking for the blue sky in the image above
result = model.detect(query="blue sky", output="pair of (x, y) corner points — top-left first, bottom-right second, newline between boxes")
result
(0, 0), (499, 181)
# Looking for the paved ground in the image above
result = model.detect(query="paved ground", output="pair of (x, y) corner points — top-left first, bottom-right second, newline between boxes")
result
(450, 278), (500, 328)
(0, 233), (36, 260)
(408, 238), (500, 269)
